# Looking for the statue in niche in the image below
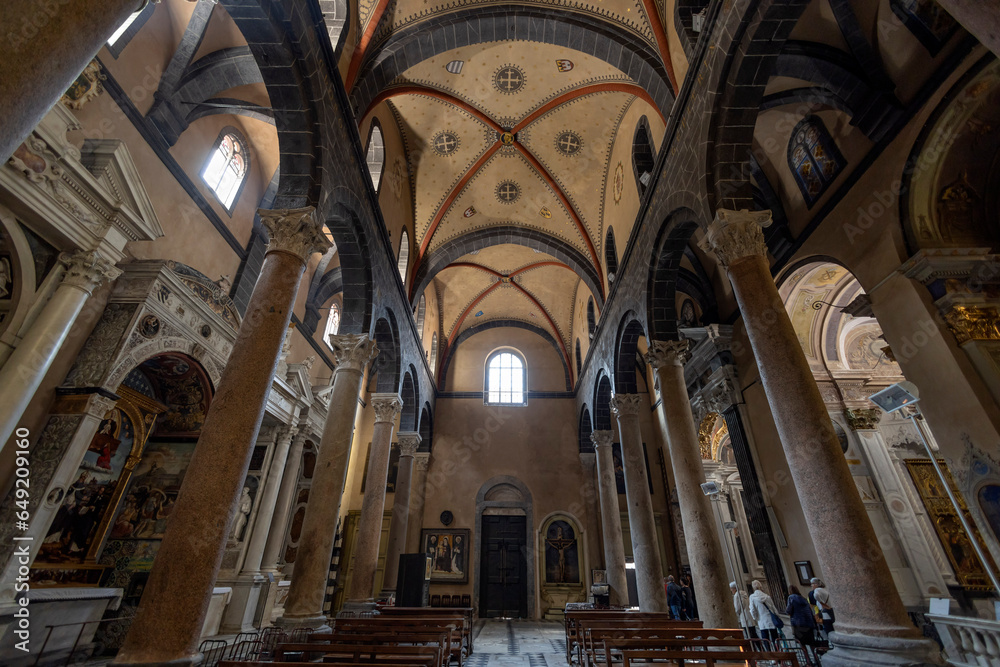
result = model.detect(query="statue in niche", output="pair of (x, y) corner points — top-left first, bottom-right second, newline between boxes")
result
(232, 486), (252, 541)
(545, 520), (579, 584)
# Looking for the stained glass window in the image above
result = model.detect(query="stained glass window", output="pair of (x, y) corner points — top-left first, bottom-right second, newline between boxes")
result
(485, 350), (526, 405)
(202, 131), (248, 210)
(788, 116), (845, 207)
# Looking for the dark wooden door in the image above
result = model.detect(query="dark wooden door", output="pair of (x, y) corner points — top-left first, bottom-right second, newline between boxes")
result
(480, 515), (528, 618)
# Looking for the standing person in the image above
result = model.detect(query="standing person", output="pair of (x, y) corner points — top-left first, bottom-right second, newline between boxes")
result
(682, 574), (699, 619)
(664, 576), (683, 619)
(731, 582), (757, 638)
(748, 580), (782, 645)
(680, 576), (695, 620)
(786, 585), (818, 665)
(810, 578), (835, 635)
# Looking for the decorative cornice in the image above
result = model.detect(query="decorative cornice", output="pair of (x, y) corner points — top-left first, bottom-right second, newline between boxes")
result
(371, 393), (403, 423)
(259, 206), (332, 263)
(943, 305), (1000, 345)
(610, 394), (643, 419)
(590, 430), (615, 449)
(846, 408), (881, 431)
(645, 340), (690, 370)
(397, 432), (422, 456)
(60, 250), (122, 295)
(329, 334), (378, 373)
(699, 208), (772, 269)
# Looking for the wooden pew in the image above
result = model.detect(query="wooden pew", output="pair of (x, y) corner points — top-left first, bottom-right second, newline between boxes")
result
(583, 627), (741, 667)
(317, 624), (459, 667)
(333, 617), (462, 660)
(596, 635), (750, 667)
(569, 615), (700, 665)
(621, 648), (799, 666)
(221, 662), (433, 667)
(272, 642), (442, 667)
(379, 607), (475, 654)
(564, 611), (682, 663)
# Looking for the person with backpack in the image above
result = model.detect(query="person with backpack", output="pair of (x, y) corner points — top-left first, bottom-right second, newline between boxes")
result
(786, 585), (818, 665)
(748, 579), (783, 644)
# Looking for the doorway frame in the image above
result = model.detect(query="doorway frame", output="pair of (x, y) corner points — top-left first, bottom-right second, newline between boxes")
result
(474, 475), (535, 619)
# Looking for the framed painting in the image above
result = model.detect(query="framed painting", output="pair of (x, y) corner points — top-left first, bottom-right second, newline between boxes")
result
(422, 528), (470, 583)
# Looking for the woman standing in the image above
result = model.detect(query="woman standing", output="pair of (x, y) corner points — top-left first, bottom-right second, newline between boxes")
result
(786, 585), (818, 665)
(748, 580), (782, 644)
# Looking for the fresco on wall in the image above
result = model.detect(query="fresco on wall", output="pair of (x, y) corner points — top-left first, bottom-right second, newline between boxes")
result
(37, 408), (135, 563)
(978, 484), (1000, 544)
(110, 441), (194, 540)
(138, 353), (212, 437)
(544, 520), (580, 584)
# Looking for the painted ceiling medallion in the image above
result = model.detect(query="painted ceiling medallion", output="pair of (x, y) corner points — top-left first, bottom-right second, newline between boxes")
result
(493, 65), (526, 94)
(495, 180), (521, 204)
(555, 130), (583, 156)
(613, 161), (625, 204)
(432, 131), (460, 156)
(499, 130), (516, 145)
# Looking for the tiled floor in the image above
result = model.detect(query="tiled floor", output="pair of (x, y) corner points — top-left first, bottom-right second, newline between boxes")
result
(467, 620), (567, 667)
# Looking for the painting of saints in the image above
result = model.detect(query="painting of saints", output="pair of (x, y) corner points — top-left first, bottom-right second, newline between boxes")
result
(422, 530), (469, 582)
(435, 535), (452, 574)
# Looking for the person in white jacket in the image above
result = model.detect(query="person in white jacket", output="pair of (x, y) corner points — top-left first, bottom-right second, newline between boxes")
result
(748, 579), (782, 643)
(730, 581), (757, 638)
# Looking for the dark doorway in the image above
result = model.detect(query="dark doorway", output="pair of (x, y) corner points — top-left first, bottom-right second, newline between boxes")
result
(480, 515), (528, 618)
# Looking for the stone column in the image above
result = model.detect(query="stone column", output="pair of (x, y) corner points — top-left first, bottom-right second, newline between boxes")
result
(647, 341), (738, 627)
(0, 0), (141, 163)
(579, 451), (605, 576)
(343, 393), (403, 613)
(406, 453), (431, 554)
(591, 430), (628, 606)
(936, 1), (1000, 59)
(611, 395), (669, 612)
(0, 250), (120, 451)
(701, 209), (940, 667)
(261, 430), (309, 573)
(113, 207), (330, 666)
(278, 334), (377, 629)
(382, 432), (421, 594)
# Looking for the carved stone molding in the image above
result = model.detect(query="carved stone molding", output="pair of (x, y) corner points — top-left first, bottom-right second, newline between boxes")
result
(60, 250), (122, 295)
(330, 334), (378, 373)
(846, 408), (882, 431)
(591, 430), (615, 449)
(943, 305), (1000, 344)
(645, 340), (690, 369)
(259, 206), (332, 263)
(371, 393), (403, 423)
(610, 393), (643, 419)
(397, 432), (422, 456)
(699, 208), (772, 269)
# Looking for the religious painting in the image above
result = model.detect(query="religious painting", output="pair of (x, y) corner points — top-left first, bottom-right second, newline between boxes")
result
(544, 520), (580, 584)
(37, 407), (136, 564)
(29, 564), (104, 587)
(110, 441), (195, 541)
(977, 484), (1000, 543)
(360, 442), (400, 492)
(138, 353), (212, 437)
(905, 459), (996, 590)
(421, 529), (469, 583)
(612, 443), (654, 495)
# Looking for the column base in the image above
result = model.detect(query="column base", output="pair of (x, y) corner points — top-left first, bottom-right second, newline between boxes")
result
(217, 573), (265, 634)
(274, 613), (332, 633)
(338, 599), (377, 617)
(821, 630), (944, 667)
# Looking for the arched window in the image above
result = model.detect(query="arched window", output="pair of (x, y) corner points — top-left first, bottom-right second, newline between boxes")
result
(323, 302), (341, 349)
(587, 297), (596, 339)
(397, 229), (410, 282)
(429, 332), (438, 374)
(575, 338), (582, 377)
(605, 228), (619, 283)
(202, 129), (249, 211)
(788, 116), (845, 207)
(414, 294), (426, 342)
(485, 349), (526, 406)
(632, 116), (655, 196)
(107, 2), (154, 57)
(366, 122), (385, 191)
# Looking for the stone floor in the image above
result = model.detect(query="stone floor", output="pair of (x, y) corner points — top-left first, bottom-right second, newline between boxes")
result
(467, 620), (568, 667)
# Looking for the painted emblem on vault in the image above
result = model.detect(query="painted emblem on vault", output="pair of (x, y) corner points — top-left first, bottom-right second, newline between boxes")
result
(555, 59), (574, 72)
(445, 60), (464, 74)
(432, 131), (460, 156)
(495, 181), (520, 204)
(555, 131), (582, 156)
(613, 161), (624, 204)
(464, 207), (477, 218)
(494, 65), (526, 94)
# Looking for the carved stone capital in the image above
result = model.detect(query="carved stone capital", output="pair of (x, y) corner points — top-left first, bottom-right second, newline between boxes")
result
(277, 424), (300, 447)
(645, 340), (690, 370)
(414, 452), (431, 471)
(259, 206), (332, 263)
(846, 408), (882, 431)
(371, 393), (403, 423)
(699, 208), (772, 269)
(84, 393), (118, 419)
(397, 432), (422, 456)
(591, 430), (615, 449)
(330, 334), (378, 373)
(59, 250), (121, 295)
(610, 393), (643, 419)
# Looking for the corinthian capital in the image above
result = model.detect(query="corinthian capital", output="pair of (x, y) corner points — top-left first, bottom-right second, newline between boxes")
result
(610, 394), (643, 419)
(645, 340), (690, 370)
(590, 430), (615, 449)
(371, 393), (403, 423)
(699, 209), (772, 269)
(59, 250), (122, 295)
(259, 206), (332, 263)
(397, 432), (422, 456)
(414, 452), (431, 471)
(330, 334), (378, 373)
(846, 408), (881, 431)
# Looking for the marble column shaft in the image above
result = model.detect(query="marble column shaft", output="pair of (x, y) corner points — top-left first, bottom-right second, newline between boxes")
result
(592, 430), (629, 606)
(279, 334), (377, 626)
(405, 453), (431, 554)
(114, 207), (330, 666)
(261, 430), (308, 572)
(647, 341), (738, 627)
(936, 1), (1000, 59)
(702, 209), (939, 666)
(346, 393), (403, 607)
(611, 395), (669, 612)
(243, 425), (299, 574)
(0, 250), (120, 452)
(382, 432), (421, 592)
(0, 0), (140, 162)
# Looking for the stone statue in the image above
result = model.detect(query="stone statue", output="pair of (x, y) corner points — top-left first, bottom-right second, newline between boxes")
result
(232, 486), (252, 541)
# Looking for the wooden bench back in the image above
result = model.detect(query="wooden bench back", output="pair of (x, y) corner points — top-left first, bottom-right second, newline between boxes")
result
(621, 649), (799, 667)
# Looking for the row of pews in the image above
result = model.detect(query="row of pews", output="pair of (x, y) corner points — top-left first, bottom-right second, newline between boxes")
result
(217, 607), (474, 667)
(564, 609), (806, 666)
